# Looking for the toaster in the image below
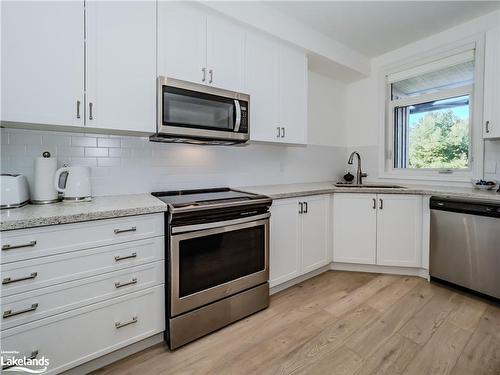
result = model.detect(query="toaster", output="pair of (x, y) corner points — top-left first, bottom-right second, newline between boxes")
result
(1, 174), (30, 209)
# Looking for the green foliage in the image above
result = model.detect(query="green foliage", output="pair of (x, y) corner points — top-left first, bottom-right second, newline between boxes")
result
(408, 110), (469, 169)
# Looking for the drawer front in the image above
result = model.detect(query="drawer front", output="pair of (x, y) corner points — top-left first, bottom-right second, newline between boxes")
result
(1, 261), (164, 330)
(1, 213), (164, 264)
(1, 285), (164, 375)
(1, 237), (164, 297)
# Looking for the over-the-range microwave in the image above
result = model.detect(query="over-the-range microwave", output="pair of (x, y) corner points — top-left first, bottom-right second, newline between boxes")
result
(151, 76), (249, 145)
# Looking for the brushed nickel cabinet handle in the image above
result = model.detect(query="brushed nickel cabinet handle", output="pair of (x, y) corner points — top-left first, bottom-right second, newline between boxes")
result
(486, 120), (490, 133)
(202, 67), (206, 82)
(277, 127), (281, 138)
(115, 278), (137, 289)
(114, 226), (136, 234)
(2, 241), (37, 251)
(2, 350), (38, 370)
(115, 316), (138, 329)
(208, 69), (213, 84)
(114, 252), (137, 262)
(303, 201), (308, 213)
(379, 199), (383, 210)
(76, 100), (81, 119)
(372, 198), (376, 209)
(299, 202), (303, 214)
(89, 102), (94, 120)
(2, 272), (38, 285)
(3, 303), (39, 318)
(281, 127), (285, 138)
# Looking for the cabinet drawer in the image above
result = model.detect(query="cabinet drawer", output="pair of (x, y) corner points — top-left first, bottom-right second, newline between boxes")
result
(1, 213), (164, 264)
(1, 237), (164, 297)
(1, 261), (164, 330)
(1, 285), (164, 375)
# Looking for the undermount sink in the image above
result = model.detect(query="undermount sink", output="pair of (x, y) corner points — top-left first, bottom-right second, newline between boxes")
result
(334, 183), (406, 189)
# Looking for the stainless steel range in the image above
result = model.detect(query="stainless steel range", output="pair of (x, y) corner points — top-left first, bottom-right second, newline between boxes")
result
(152, 188), (272, 349)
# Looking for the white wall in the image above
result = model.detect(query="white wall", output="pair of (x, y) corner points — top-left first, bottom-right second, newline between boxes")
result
(344, 9), (500, 182)
(0, 70), (349, 196)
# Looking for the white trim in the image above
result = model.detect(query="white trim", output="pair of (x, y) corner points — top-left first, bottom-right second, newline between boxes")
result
(330, 262), (429, 280)
(378, 35), (485, 183)
(269, 265), (330, 295)
(390, 85), (472, 108)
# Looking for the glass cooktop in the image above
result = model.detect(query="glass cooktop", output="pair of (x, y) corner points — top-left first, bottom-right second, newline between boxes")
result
(152, 188), (266, 208)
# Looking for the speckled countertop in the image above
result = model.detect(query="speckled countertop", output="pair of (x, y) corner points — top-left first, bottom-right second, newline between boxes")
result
(0, 194), (168, 231)
(238, 181), (500, 201)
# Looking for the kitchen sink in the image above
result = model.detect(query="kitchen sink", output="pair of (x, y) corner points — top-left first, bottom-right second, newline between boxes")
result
(334, 183), (406, 189)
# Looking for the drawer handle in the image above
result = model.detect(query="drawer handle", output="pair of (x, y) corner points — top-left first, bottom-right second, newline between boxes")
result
(115, 278), (138, 289)
(114, 252), (137, 262)
(2, 272), (38, 285)
(115, 316), (138, 329)
(2, 240), (37, 251)
(2, 350), (38, 370)
(3, 303), (39, 319)
(114, 226), (137, 234)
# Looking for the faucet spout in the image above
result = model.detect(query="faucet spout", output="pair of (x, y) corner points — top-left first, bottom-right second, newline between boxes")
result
(347, 151), (367, 184)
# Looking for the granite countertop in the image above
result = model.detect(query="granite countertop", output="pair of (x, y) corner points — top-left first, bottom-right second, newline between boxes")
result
(0, 194), (168, 231)
(239, 181), (500, 201)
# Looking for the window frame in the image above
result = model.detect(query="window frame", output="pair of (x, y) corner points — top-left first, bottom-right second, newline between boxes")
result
(378, 39), (485, 183)
(388, 84), (473, 172)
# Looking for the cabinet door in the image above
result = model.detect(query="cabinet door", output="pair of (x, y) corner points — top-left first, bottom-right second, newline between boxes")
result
(376, 194), (422, 267)
(206, 15), (245, 92)
(245, 32), (280, 142)
(157, 2), (206, 84)
(270, 199), (301, 287)
(484, 27), (500, 138)
(279, 45), (308, 145)
(86, 1), (156, 134)
(333, 194), (377, 264)
(1, 1), (84, 127)
(301, 195), (330, 273)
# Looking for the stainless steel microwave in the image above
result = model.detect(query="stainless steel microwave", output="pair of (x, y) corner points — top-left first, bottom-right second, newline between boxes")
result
(153, 76), (249, 145)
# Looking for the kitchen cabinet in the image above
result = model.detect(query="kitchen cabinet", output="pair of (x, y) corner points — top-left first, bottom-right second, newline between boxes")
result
(270, 195), (329, 287)
(483, 26), (500, 139)
(85, 1), (156, 133)
(158, 2), (244, 92)
(1, 1), (84, 127)
(333, 194), (377, 264)
(333, 193), (422, 267)
(245, 34), (308, 145)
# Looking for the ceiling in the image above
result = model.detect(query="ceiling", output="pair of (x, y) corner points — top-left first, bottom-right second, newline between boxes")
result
(266, 1), (500, 57)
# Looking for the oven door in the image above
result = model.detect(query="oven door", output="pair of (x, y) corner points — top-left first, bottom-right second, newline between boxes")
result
(158, 76), (249, 142)
(170, 214), (269, 317)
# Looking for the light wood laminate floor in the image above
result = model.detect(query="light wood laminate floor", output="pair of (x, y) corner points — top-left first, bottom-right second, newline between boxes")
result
(93, 271), (500, 375)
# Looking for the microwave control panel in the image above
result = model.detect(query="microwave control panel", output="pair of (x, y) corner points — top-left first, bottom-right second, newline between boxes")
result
(239, 105), (248, 133)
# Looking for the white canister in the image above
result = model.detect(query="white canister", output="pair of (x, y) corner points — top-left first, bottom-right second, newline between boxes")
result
(32, 151), (59, 204)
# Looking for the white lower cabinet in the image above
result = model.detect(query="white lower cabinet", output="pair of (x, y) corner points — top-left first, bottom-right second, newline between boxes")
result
(270, 195), (329, 287)
(1, 214), (165, 374)
(333, 193), (423, 267)
(1, 285), (164, 375)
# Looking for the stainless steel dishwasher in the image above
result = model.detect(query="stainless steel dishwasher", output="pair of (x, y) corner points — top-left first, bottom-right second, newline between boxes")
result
(430, 196), (500, 300)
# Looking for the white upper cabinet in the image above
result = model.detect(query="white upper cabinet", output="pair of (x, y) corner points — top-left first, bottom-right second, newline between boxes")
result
(1, 1), (84, 127)
(158, 2), (245, 92)
(376, 194), (422, 267)
(85, 1), (156, 134)
(483, 26), (500, 139)
(244, 33), (308, 145)
(157, 2), (207, 84)
(278, 45), (308, 144)
(301, 195), (330, 273)
(245, 33), (280, 142)
(333, 194), (377, 264)
(206, 16), (245, 92)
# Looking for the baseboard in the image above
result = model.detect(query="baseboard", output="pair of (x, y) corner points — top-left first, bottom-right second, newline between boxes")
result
(62, 333), (164, 375)
(270, 265), (330, 295)
(330, 262), (429, 279)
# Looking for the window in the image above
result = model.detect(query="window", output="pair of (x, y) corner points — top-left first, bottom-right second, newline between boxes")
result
(387, 50), (474, 173)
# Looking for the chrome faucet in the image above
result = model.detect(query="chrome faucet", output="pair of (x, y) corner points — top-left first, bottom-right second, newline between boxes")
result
(348, 151), (367, 184)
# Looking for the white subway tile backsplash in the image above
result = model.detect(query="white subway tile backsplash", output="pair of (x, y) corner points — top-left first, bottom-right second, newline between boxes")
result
(71, 136), (97, 147)
(109, 148), (131, 158)
(70, 157), (97, 167)
(42, 134), (71, 146)
(9, 131), (42, 145)
(85, 147), (109, 157)
(57, 146), (85, 157)
(97, 138), (121, 148)
(97, 157), (121, 167)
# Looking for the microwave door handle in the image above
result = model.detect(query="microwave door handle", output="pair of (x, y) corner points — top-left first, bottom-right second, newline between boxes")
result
(234, 100), (241, 132)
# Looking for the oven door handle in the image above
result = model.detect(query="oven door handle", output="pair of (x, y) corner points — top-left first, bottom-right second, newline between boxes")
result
(234, 100), (241, 133)
(171, 213), (270, 234)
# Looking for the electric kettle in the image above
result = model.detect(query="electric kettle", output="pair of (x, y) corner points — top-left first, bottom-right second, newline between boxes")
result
(54, 166), (92, 202)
